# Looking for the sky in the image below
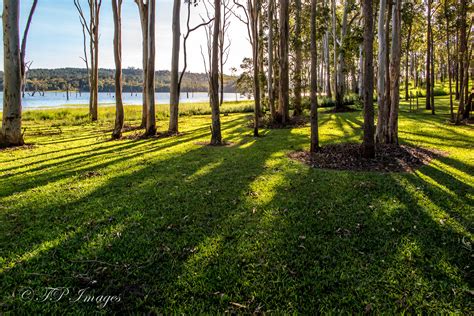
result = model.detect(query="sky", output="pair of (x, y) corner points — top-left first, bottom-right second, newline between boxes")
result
(0, 0), (251, 74)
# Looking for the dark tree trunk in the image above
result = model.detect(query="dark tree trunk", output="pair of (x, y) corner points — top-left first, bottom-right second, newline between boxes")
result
(310, 0), (319, 153)
(145, 0), (156, 136)
(278, 0), (289, 124)
(425, 0), (432, 110)
(362, 0), (375, 158)
(210, 0), (222, 144)
(293, 0), (303, 116)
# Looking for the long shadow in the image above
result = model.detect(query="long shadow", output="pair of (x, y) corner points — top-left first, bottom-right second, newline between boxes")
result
(1, 112), (471, 313)
(227, 165), (473, 313)
(0, 117), (308, 313)
(0, 119), (245, 199)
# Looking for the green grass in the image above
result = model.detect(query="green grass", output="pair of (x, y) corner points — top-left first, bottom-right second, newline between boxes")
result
(0, 96), (472, 313)
(19, 100), (254, 125)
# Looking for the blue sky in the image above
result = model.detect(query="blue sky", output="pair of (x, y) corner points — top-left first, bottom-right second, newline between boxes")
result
(0, 0), (250, 73)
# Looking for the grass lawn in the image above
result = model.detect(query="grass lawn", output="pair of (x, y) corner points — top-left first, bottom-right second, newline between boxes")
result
(0, 97), (472, 313)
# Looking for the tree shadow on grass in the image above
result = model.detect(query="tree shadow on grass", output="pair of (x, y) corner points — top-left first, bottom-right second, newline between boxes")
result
(0, 116), (308, 314)
(0, 119), (246, 199)
(1, 114), (472, 314)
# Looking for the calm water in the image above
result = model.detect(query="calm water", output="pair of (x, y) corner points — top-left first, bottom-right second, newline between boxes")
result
(0, 91), (248, 110)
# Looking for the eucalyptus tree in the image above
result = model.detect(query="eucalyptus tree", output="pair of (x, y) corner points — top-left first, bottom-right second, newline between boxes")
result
(135, 0), (149, 128)
(75, 0), (102, 121)
(362, 0), (375, 158)
(388, 0), (402, 144)
(455, 0), (468, 123)
(310, 0), (319, 152)
(278, 0), (290, 124)
(233, 0), (261, 136)
(375, 0), (388, 143)
(169, 0), (181, 134)
(1, 0), (38, 147)
(112, 0), (124, 139)
(293, 0), (303, 116)
(210, 0), (223, 144)
(135, 0), (156, 135)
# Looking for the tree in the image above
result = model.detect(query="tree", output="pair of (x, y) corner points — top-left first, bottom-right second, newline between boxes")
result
(267, 0), (276, 120)
(362, 0), (375, 158)
(278, 0), (290, 124)
(425, 0), (432, 110)
(135, 0), (149, 128)
(375, 0), (388, 143)
(169, 0), (181, 134)
(233, 0), (261, 136)
(388, 0), (402, 144)
(74, 0), (102, 121)
(210, 0), (223, 144)
(1, 0), (38, 147)
(310, 0), (319, 153)
(293, 0), (303, 116)
(145, 0), (156, 136)
(455, 0), (468, 124)
(111, 0), (124, 139)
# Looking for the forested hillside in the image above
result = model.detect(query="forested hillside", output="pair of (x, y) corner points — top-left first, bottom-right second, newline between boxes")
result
(0, 68), (237, 93)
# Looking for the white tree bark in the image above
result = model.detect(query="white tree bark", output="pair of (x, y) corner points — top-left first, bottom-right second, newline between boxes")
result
(1, 0), (23, 147)
(375, 0), (388, 143)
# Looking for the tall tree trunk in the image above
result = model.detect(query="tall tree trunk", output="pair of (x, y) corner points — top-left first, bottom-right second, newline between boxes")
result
(404, 21), (412, 101)
(425, 0), (432, 110)
(258, 7), (265, 111)
(362, 0), (375, 158)
(310, 0), (319, 153)
(445, 7), (454, 121)
(384, 0), (392, 117)
(293, 0), (303, 116)
(335, 0), (349, 110)
(388, 0), (401, 144)
(268, 0), (276, 121)
(278, 0), (289, 124)
(112, 0), (124, 139)
(456, 0), (467, 124)
(324, 32), (332, 98)
(250, 0), (260, 136)
(455, 29), (459, 100)
(169, 0), (181, 134)
(145, 0), (156, 136)
(430, 25), (435, 114)
(136, 1), (149, 128)
(331, 0), (339, 106)
(375, 0), (388, 143)
(358, 43), (364, 98)
(1, 0), (23, 147)
(210, 0), (222, 144)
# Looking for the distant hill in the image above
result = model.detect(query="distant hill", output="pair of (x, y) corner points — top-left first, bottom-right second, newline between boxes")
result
(0, 68), (237, 93)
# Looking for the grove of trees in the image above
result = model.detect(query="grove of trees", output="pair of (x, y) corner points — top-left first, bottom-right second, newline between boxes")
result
(0, 0), (472, 148)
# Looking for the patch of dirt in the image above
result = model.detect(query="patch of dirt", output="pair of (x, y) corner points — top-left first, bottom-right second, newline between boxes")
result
(80, 170), (102, 178)
(120, 130), (186, 141)
(0, 144), (35, 152)
(288, 143), (446, 173)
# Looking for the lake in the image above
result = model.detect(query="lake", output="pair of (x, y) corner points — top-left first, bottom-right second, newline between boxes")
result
(0, 92), (249, 110)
